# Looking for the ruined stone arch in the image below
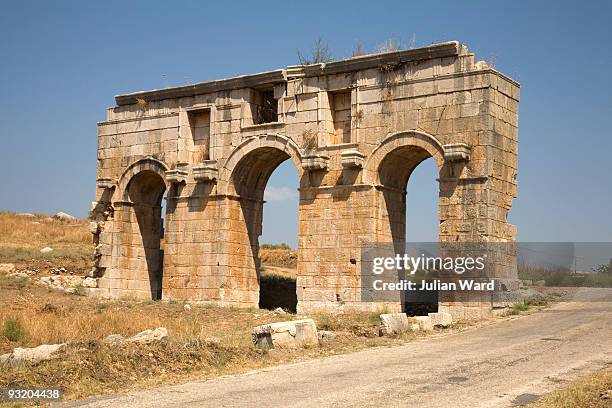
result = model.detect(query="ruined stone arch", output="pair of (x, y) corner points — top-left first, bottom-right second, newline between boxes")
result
(218, 134), (303, 198)
(116, 157), (170, 202)
(363, 130), (445, 189)
(94, 42), (521, 318)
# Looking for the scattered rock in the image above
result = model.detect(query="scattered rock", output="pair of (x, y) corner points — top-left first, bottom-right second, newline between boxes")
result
(53, 212), (76, 221)
(41, 303), (60, 313)
(103, 334), (126, 345)
(273, 307), (287, 315)
(8, 272), (30, 280)
(37, 275), (86, 291)
(428, 312), (452, 328)
(82, 277), (97, 288)
(0, 263), (16, 274)
(252, 319), (318, 349)
(204, 337), (221, 345)
(5, 343), (66, 365)
(183, 303), (192, 311)
(414, 316), (434, 332)
(317, 330), (337, 343)
(40, 247), (53, 254)
(126, 327), (169, 344)
(600, 390), (611, 400)
(379, 313), (410, 336)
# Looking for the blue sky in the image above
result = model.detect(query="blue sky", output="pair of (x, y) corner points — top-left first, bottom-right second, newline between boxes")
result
(1, 0), (611, 246)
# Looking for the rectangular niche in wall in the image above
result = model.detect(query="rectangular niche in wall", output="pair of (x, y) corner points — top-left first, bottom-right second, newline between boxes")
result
(187, 108), (211, 163)
(251, 88), (278, 125)
(329, 90), (352, 145)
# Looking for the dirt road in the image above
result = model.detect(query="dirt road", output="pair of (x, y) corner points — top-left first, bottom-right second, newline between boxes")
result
(64, 288), (612, 408)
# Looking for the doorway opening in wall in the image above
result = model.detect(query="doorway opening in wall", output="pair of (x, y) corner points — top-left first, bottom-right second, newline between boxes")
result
(404, 157), (439, 316)
(378, 144), (439, 316)
(259, 160), (299, 312)
(127, 170), (166, 300)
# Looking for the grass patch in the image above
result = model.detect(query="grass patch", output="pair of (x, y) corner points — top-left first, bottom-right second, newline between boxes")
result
(519, 263), (612, 288)
(1, 318), (28, 343)
(507, 302), (530, 315)
(260, 243), (292, 250)
(532, 367), (612, 407)
(0, 211), (90, 248)
(72, 283), (87, 296)
(0, 247), (91, 263)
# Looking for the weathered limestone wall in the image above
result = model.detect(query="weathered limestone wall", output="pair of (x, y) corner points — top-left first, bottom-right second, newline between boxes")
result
(90, 41), (520, 320)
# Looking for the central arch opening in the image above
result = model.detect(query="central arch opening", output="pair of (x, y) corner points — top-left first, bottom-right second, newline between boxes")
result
(231, 145), (300, 312)
(378, 144), (440, 315)
(127, 170), (166, 300)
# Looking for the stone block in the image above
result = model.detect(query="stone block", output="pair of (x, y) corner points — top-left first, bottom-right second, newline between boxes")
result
(413, 316), (434, 331)
(428, 312), (452, 328)
(379, 313), (410, 336)
(6, 343), (66, 365)
(252, 319), (318, 349)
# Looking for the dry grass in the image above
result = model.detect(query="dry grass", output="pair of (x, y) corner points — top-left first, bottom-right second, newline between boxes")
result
(532, 367), (612, 407)
(0, 274), (414, 401)
(0, 211), (90, 249)
(0, 211), (439, 402)
(0, 212), (93, 277)
(259, 248), (297, 269)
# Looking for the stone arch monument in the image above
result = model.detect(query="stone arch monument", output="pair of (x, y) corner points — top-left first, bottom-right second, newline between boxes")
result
(90, 41), (520, 320)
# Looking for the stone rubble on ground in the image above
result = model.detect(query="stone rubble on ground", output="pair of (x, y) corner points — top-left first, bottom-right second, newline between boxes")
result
(379, 313), (411, 336)
(413, 316), (434, 332)
(379, 313), (443, 336)
(183, 303), (192, 311)
(252, 319), (318, 349)
(82, 277), (98, 288)
(50, 267), (67, 275)
(0, 263), (16, 274)
(40, 247), (53, 254)
(0, 343), (66, 366)
(204, 337), (221, 345)
(126, 327), (169, 344)
(428, 312), (453, 328)
(102, 334), (126, 345)
(53, 212), (76, 221)
(102, 328), (169, 345)
(7, 272), (30, 279)
(38, 275), (84, 290)
(317, 330), (337, 343)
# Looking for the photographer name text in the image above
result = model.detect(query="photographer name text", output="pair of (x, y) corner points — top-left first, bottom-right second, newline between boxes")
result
(372, 279), (495, 291)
